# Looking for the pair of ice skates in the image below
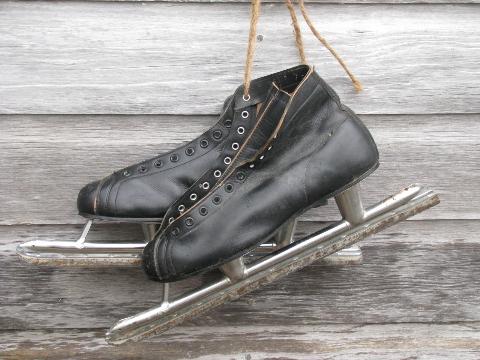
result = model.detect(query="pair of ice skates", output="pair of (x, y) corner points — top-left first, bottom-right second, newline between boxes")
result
(17, 65), (439, 344)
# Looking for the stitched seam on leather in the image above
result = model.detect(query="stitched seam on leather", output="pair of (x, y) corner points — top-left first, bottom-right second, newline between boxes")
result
(167, 235), (176, 276)
(92, 177), (107, 215)
(152, 233), (162, 279)
(103, 176), (116, 215)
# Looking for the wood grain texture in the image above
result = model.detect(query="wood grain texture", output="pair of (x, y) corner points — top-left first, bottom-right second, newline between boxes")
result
(1, 220), (479, 330)
(1, 2), (479, 114)
(47, 0), (480, 3)
(0, 114), (477, 224)
(2, 323), (480, 360)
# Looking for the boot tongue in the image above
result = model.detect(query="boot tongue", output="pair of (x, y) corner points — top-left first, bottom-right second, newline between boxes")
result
(231, 82), (291, 167)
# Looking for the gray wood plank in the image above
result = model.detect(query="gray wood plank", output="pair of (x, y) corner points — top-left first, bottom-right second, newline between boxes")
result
(0, 2), (479, 114)
(52, 1), (480, 3)
(0, 114), (478, 224)
(1, 220), (479, 329)
(2, 323), (480, 360)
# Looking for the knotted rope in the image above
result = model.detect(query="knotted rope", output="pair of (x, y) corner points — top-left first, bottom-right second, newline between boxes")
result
(242, 0), (362, 97)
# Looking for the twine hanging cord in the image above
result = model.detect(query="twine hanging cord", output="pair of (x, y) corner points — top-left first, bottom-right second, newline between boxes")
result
(243, 0), (362, 97)
(243, 0), (261, 97)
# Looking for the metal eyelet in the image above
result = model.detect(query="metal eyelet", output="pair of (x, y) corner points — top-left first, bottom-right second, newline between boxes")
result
(185, 147), (195, 156)
(172, 227), (180, 236)
(213, 130), (223, 140)
(232, 142), (239, 151)
(200, 139), (209, 148)
(224, 157), (232, 165)
(259, 155), (265, 160)
(214, 170), (222, 178)
(190, 193), (198, 201)
(185, 217), (194, 227)
(236, 172), (246, 181)
(168, 217), (174, 224)
(241, 111), (249, 119)
(123, 170), (130, 177)
(178, 204), (185, 212)
(170, 154), (179, 162)
(212, 195), (222, 205)
(154, 159), (163, 168)
(224, 119), (232, 128)
(138, 165), (148, 173)
(267, 145), (272, 151)
(199, 207), (208, 216)
(225, 183), (234, 193)
(237, 126), (245, 135)
(249, 164), (255, 169)
(243, 94), (250, 102)
(202, 182), (210, 190)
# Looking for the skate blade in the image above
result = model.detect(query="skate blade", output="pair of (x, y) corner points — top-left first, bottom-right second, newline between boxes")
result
(15, 220), (157, 267)
(106, 184), (439, 344)
(16, 240), (146, 267)
(16, 216), (347, 267)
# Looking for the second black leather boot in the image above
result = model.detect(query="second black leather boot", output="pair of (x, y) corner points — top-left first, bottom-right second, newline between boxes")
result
(143, 65), (379, 282)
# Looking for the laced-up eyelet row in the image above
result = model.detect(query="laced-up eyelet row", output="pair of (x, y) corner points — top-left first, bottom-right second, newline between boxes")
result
(124, 120), (231, 179)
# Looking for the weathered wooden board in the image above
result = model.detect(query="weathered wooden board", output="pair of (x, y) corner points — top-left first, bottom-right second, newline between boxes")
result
(1, 220), (479, 329)
(1, 2), (479, 114)
(0, 114), (477, 224)
(2, 323), (480, 360)
(64, 1), (480, 3)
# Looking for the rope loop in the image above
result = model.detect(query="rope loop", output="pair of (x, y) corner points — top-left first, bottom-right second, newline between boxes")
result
(242, 0), (363, 94)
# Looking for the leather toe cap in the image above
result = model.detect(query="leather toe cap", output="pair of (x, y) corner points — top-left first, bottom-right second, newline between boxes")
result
(77, 180), (101, 216)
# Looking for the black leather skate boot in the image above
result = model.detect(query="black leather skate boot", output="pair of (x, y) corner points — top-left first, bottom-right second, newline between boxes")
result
(143, 65), (379, 282)
(77, 67), (304, 222)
